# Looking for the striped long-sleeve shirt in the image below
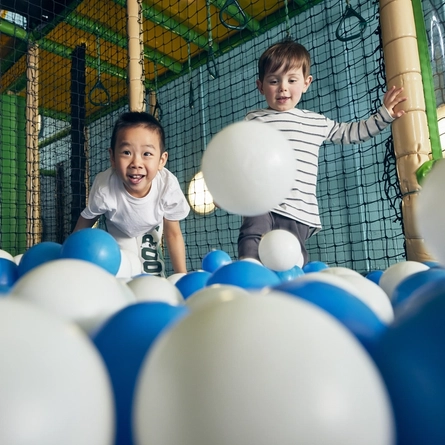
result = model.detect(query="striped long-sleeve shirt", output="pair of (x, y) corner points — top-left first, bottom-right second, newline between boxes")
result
(245, 105), (394, 230)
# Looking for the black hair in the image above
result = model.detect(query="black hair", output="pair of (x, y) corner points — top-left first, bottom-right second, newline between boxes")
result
(110, 111), (165, 153)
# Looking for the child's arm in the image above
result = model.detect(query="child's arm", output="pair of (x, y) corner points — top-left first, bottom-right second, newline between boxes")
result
(327, 86), (408, 145)
(73, 215), (100, 232)
(163, 218), (187, 273)
(383, 86), (407, 119)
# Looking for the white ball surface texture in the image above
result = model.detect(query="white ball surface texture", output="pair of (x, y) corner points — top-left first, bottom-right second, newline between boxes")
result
(201, 121), (296, 216)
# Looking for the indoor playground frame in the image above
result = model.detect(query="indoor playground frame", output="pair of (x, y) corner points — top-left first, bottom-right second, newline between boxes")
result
(0, 0), (444, 273)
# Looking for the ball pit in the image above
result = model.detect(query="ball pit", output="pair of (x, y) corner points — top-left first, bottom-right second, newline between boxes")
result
(1, 236), (443, 445)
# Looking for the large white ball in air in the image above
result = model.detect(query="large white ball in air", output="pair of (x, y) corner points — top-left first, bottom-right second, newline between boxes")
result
(201, 121), (296, 216)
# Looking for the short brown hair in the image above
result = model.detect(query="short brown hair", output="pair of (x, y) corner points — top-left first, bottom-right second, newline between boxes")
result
(258, 39), (311, 81)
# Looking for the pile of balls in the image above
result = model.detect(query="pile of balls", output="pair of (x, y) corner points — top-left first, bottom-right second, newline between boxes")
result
(1, 229), (445, 445)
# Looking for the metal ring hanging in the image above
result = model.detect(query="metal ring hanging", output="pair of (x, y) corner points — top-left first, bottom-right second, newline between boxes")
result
(219, 0), (248, 31)
(88, 33), (111, 107)
(335, 0), (368, 42)
(152, 61), (162, 120)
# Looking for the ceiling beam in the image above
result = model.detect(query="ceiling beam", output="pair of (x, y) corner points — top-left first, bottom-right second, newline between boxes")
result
(65, 12), (183, 73)
(111, 0), (217, 51)
(0, 18), (153, 93)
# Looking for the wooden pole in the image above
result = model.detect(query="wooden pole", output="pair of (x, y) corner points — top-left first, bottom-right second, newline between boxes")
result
(127, 0), (146, 112)
(25, 41), (41, 247)
(379, 0), (434, 261)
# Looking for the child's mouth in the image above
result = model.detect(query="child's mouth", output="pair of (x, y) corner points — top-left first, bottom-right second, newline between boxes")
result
(128, 174), (145, 184)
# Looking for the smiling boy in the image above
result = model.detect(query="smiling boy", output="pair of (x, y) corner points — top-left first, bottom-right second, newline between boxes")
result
(74, 112), (190, 276)
(238, 39), (407, 265)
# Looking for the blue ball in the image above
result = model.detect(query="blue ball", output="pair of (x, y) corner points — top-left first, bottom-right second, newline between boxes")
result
(303, 261), (329, 273)
(206, 260), (281, 290)
(202, 249), (232, 273)
(365, 270), (384, 285)
(394, 275), (445, 319)
(274, 278), (386, 352)
(0, 258), (18, 287)
(175, 270), (212, 299)
(17, 241), (62, 277)
(423, 261), (443, 268)
(0, 284), (11, 296)
(60, 228), (121, 275)
(92, 302), (189, 445)
(371, 282), (445, 445)
(392, 268), (445, 308)
(275, 265), (305, 282)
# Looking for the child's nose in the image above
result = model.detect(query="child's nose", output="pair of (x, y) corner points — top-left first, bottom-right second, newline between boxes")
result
(130, 155), (143, 167)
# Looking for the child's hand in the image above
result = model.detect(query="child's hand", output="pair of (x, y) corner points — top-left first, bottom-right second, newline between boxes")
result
(383, 86), (407, 119)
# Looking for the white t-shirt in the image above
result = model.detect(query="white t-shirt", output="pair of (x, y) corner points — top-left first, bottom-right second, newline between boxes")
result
(81, 167), (190, 277)
(81, 167), (190, 238)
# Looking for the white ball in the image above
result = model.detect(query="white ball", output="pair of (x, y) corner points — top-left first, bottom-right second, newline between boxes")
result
(10, 259), (129, 333)
(0, 249), (14, 262)
(319, 266), (362, 277)
(116, 279), (138, 303)
(201, 121), (296, 216)
(127, 275), (184, 305)
(379, 261), (429, 301)
(416, 159), (445, 264)
(289, 271), (361, 295)
(334, 274), (394, 324)
(116, 249), (133, 279)
(134, 292), (394, 445)
(118, 249), (142, 278)
(14, 254), (23, 265)
(185, 284), (250, 312)
(166, 272), (187, 285)
(258, 229), (303, 271)
(0, 299), (114, 445)
(240, 257), (263, 266)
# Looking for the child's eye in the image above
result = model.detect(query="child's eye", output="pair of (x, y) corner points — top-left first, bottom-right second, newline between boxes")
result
(122, 150), (131, 156)
(144, 152), (153, 157)
(268, 79), (278, 84)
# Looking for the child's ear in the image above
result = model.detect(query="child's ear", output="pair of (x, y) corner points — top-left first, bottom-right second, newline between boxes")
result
(158, 151), (168, 170)
(108, 148), (115, 168)
(303, 75), (313, 93)
(256, 79), (264, 94)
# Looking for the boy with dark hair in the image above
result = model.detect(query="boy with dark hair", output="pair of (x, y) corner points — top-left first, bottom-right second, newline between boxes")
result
(74, 111), (190, 276)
